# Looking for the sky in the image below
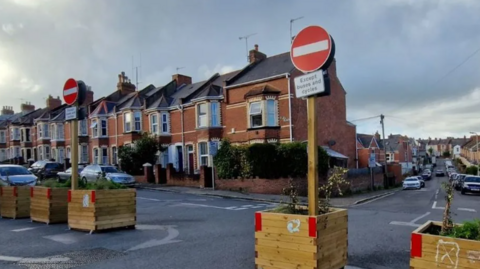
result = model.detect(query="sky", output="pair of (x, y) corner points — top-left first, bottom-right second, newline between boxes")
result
(1, 0), (480, 140)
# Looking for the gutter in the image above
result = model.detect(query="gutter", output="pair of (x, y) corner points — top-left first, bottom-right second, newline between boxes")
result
(224, 73), (290, 89)
(285, 73), (293, 142)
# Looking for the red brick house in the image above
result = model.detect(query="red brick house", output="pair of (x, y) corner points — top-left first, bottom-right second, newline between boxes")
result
(0, 44), (356, 172)
(384, 134), (413, 173)
(356, 132), (385, 168)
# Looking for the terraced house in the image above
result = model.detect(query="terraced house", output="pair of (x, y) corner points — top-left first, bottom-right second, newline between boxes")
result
(0, 44), (356, 172)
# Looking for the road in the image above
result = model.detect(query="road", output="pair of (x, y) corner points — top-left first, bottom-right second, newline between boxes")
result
(0, 160), (478, 269)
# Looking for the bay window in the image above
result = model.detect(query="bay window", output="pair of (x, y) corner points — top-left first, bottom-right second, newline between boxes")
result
(196, 102), (220, 128)
(37, 123), (50, 139)
(134, 111), (142, 131)
(10, 127), (20, 141)
(266, 100), (277, 126)
(91, 119), (98, 137)
(210, 102), (219, 127)
(161, 113), (169, 133)
(197, 104), (207, 128)
(249, 102), (263, 128)
(101, 119), (107, 136)
(248, 99), (278, 128)
(124, 112), (132, 132)
(150, 114), (158, 134)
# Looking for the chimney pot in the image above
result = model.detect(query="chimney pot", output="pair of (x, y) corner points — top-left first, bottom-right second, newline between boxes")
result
(254, 44), (258, 51)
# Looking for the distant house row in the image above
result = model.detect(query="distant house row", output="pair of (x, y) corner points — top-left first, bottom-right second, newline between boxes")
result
(0, 45), (357, 173)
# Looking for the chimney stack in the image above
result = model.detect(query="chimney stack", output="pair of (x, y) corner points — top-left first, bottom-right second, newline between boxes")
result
(20, 102), (35, 114)
(172, 74), (192, 87)
(46, 95), (62, 110)
(374, 131), (381, 141)
(249, 44), (266, 64)
(117, 71), (136, 94)
(1, 106), (14, 115)
(85, 86), (94, 106)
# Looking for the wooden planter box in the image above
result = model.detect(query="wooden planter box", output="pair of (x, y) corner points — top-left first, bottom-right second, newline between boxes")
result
(30, 187), (69, 224)
(0, 186), (30, 219)
(254, 208), (348, 269)
(410, 221), (480, 269)
(68, 189), (136, 233)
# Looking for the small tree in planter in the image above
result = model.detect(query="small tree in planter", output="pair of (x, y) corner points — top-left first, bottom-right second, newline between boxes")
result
(410, 176), (480, 268)
(255, 167), (349, 269)
(68, 178), (136, 234)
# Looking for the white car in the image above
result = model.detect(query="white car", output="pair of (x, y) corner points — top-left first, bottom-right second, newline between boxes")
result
(403, 177), (421, 190)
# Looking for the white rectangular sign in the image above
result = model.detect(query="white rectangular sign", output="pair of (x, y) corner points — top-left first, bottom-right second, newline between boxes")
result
(65, 107), (77, 121)
(294, 69), (325, 98)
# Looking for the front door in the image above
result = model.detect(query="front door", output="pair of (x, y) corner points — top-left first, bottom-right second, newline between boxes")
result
(188, 153), (194, 174)
(176, 146), (183, 172)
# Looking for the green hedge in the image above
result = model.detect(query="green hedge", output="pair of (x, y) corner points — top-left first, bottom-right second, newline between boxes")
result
(214, 140), (330, 179)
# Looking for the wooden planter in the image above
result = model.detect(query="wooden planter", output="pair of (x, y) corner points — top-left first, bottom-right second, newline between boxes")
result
(255, 208), (348, 269)
(30, 187), (69, 224)
(0, 186), (30, 219)
(410, 221), (480, 269)
(68, 189), (136, 233)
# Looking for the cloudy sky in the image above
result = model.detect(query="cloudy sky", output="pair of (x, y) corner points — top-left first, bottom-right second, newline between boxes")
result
(1, 0), (479, 139)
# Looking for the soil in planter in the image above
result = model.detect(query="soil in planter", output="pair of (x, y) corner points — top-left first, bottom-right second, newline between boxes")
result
(269, 205), (334, 215)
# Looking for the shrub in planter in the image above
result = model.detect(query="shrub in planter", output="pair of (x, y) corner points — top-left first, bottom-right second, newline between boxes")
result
(410, 176), (480, 268)
(1, 186), (30, 219)
(30, 179), (74, 224)
(68, 179), (136, 233)
(255, 167), (349, 269)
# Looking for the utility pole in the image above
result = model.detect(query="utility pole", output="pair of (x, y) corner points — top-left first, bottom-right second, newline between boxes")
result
(380, 114), (387, 187)
(290, 16), (304, 43)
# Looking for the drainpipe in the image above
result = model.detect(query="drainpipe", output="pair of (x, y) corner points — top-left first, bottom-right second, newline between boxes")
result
(355, 132), (359, 169)
(177, 105), (186, 172)
(286, 74), (293, 142)
(115, 112), (118, 164)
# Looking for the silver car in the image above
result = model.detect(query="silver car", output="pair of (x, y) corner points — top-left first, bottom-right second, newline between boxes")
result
(56, 166), (85, 183)
(0, 165), (38, 186)
(80, 164), (135, 186)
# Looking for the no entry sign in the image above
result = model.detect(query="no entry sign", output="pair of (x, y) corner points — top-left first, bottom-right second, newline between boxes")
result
(63, 78), (78, 105)
(290, 26), (333, 73)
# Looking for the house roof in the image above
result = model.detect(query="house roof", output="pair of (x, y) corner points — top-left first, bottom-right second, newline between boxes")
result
(244, 84), (281, 98)
(90, 101), (117, 117)
(227, 52), (294, 86)
(357, 133), (383, 149)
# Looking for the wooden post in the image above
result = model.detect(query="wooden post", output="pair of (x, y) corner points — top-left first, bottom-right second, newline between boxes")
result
(307, 97), (319, 216)
(71, 114), (78, 190)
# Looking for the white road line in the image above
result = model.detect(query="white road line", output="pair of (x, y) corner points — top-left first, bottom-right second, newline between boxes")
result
(137, 197), (161, 201)
(292, 40), (329, 57)
(432, 201), (437, 209)
(11, 227), (38, 232)
(458, 208), (477, 212)
(411, 212), (431, 223)
(389, 221), (421, 228)
(0, 255), (69, 263)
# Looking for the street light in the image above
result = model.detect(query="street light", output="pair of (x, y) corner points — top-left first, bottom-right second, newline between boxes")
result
(470, 131), (479, 176)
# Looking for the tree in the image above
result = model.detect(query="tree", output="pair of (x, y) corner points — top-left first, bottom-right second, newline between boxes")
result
(443, 151), (451, 158)
(118, 133), (165, 175)
(428, 148), (434, 156)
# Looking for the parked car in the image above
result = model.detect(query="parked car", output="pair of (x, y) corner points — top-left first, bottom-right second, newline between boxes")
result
(461, 176), (480, 195)
(80, 164), (135, 186)
(0, 165), (38, 186)
(403, 177), (422, 190)
(416, 176), (425, 188)
(421, 171), (432, 181)
(454, 174), (466, 191)
(56, 166), (85, 183)
(435, 169), (445, 177)
(29, 161), (63, 180)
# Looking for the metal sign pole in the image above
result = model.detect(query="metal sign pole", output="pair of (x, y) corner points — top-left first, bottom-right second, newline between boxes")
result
(307, 97), (319, 216)
(71, 107), (79, 190)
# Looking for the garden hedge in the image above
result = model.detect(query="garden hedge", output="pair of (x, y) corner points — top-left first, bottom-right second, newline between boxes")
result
(213, 140), (329, 179)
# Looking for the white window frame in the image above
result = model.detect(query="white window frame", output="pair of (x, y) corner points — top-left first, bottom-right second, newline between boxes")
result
(79, 119), (88, 136)
(124, 112), (132, 133)
(37, 123), (50, 140)
(134, 111), (142, 131)
(80, 144), (88, 163)
(100, 118), (108, 137)
(57, 124), (64, 141)
(266, 99), (277, 126)
(249, 101), (263, 128)
(198, 142), (209, 167)
(197, 103), (208, 128)
(0, 130), (5, 143)
(150, 113), (158, 134)
(91, 119), (98, 138)
(58, 148), (64, 163)
(210, 102), (220, 127)
(161, 112), (169, 133)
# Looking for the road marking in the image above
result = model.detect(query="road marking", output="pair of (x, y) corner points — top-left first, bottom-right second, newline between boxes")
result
(137, 197), (161, 201)
(411, 212), (431, 223)
(137, 197), (208, 202)
(127, 226), (181, 252)
(11, 227), (38, 232)
(432, 201), (445, 210)
(458, 208), (477, 212)
(432, 201), (437, 209)
(43, 233), (80, 245)
(389, 221), (421, 228)
(0, 255), (69, 263)
(172, 202), (276, 211)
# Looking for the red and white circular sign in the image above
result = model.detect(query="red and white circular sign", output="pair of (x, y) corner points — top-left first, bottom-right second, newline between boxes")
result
(290, 25), (333, 73)
(63, 78), (78, 105)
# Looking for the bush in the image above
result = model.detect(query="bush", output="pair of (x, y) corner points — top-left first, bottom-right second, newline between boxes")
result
(443, 151), (451, 158)
(451, 219), (480, 240)
(466, 166), (478, 175)
(40, 178), (125, 190)
(118, 133), (165, 175)
(214, 140), (330, 179)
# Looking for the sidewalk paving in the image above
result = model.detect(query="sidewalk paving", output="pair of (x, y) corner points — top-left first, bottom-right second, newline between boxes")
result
(136, 183), (401, 208)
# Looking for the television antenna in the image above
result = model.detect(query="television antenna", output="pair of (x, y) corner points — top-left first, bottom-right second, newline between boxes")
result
(239, 33), (257, 63)
(176, 67), (185, 74)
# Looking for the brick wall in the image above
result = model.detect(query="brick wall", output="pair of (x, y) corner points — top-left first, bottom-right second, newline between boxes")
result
(215, 177), (308, 196)
(387, 164), (403, 184)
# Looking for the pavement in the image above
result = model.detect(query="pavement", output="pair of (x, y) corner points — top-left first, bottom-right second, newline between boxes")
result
(0, 159), (478, 269)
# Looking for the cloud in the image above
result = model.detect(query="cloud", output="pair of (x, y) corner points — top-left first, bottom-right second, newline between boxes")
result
(197, 64), (238, 80)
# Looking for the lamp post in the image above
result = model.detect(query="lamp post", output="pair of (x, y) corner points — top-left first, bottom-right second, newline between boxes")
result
(470, 132), (479, 176)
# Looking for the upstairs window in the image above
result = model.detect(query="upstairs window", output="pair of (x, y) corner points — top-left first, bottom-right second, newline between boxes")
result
(266, 100), (277, 126)
(57, 124), (64, 140)
(91, 119), (98, 137)
(161, 113), (169, 133)
(210, 102), (220, 127)
(249, 102), (263, 128)
(134, 111), (142, 131)
(79, 120), (88, 136)
(0, 131), (5, 143)
(197, 104), (207, 128)
(124, 112), (132, 132)
(101, 119), (107, 136)
(150, 114), (158, 134)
